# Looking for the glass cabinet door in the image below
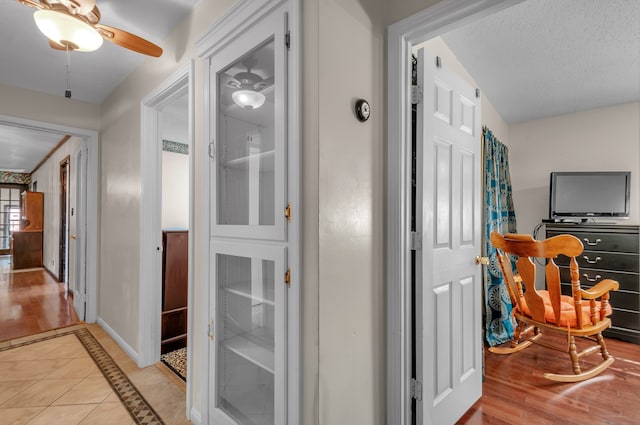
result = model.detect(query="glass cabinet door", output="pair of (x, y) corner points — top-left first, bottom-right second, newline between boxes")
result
(211, 241), (286, 425)
(204, 5), (293, 425)
(211, 22), (287, 241)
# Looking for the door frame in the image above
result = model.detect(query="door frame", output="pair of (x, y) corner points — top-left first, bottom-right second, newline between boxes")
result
(386, 1), (522, 423)
(72, 144), (88, 320)
(59, 155), (70, 284)
(0, 115), (99, 323)
(139, 61), (195, 419)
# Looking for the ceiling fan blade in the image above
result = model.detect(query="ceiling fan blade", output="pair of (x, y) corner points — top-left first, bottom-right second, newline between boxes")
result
(220, 73), (240, 88)
(96, 23), (162, 57)
(16, 0), (45, 9)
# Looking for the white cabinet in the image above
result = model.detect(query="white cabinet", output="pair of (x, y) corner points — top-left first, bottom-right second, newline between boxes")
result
(197, 0), (300, 424)
(211, 241), (287, 425)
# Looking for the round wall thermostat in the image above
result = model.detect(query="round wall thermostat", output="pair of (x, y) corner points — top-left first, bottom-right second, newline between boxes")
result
(355, 99), (370, 122)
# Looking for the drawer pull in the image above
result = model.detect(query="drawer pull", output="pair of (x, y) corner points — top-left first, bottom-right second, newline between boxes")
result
(582, 273), (602, 282)
(582, 238), (602, 246)
(582, 255), (601, 264)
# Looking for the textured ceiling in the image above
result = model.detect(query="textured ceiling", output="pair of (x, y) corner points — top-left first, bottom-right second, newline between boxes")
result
(441, 0), (640, 123)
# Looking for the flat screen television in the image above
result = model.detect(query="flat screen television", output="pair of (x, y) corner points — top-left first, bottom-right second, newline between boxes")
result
(549, 171), (631, 219)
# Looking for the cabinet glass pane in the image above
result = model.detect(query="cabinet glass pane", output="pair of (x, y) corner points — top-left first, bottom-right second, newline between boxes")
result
(217, 253), (275, 425)
(217, 38), (276, 226)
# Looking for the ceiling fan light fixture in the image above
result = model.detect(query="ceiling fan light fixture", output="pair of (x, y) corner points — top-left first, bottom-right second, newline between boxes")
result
(232, 89), (266, 109)
(33, 10), (103, 52)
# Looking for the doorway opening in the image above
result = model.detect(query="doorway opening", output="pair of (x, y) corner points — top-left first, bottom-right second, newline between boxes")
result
(0, 115), (98, 326)
(386, 1), (519, 424)
(158, 90), (190, 382)
(139, 62), (194, 419)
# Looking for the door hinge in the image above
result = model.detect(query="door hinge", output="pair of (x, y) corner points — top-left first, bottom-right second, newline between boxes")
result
(284, 202), (292, 222)
(410, 378), (423, 401)
(410, 231), (422, 250)
(475, 88), (480, 98)
(285, 30), (291, 49)
(285, 268), (291, 288)
(208, 320), (214, 341)
(411, 85), (423, 105)
(208, 140), (215, 159)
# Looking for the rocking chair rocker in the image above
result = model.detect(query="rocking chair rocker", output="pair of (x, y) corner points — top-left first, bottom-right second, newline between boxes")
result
(490, 231), (620, 382)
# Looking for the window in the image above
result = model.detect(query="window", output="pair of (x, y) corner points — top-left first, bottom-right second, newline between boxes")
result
(0, 184), (26, 253)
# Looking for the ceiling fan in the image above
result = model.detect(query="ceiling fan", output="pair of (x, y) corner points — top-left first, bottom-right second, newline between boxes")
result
(17, 0), (162, 57)
(223, 56), (273, 109)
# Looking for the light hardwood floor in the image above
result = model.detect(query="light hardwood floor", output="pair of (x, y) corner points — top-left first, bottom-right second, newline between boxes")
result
(0, 256), (80, 341)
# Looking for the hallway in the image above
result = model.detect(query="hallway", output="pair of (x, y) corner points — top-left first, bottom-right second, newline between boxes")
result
(0, 255), (191, 424)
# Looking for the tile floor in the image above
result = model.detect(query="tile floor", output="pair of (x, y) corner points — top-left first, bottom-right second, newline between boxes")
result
(0, 324), (192, 425)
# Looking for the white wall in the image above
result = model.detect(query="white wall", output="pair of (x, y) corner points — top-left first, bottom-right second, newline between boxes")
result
(161, 150), (189, 229)
(315, 0), (386, 423)
(0, 84), (100, 131)
(509, 102), (640, 235)
(30, 136), (82, 277)
(97, 0), (234, 415)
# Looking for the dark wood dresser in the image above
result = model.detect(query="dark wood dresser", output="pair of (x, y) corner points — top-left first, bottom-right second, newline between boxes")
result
(546, 223), (639, 344)
(11, 191), (44, 270)
(161, 230), (188, 354)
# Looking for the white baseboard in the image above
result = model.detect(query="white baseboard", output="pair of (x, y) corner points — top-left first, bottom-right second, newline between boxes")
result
(190, 407), (202, 425)
(96, 317), (139, 364)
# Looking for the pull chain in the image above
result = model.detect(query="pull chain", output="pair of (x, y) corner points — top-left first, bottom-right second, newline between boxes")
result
(65, 46), (72, 98)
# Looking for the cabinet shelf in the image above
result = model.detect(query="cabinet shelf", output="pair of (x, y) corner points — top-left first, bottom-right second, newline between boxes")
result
(224, 150), (275, 167)
(223, 281), (274, 306)
(223, 327), (274, 373)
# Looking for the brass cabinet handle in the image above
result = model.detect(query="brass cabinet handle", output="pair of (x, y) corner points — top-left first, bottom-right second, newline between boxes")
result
(582, 255), (601, 264)
(582, 273), (602, 282)
(582, 238), (602, 246)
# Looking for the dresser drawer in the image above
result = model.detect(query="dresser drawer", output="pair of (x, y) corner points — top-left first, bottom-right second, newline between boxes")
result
(559, 267), (639, 292)
(546, 229), (639, 254)
(610, 309), (640, 331)
(555, 251), (639, 273)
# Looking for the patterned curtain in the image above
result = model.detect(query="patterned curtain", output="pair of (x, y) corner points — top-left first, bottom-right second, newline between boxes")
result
(483, 126), (517, 346)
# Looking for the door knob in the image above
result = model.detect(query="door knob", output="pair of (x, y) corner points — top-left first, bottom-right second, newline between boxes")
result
(70, 234), (77, 240)
(475, 256), (489, 265)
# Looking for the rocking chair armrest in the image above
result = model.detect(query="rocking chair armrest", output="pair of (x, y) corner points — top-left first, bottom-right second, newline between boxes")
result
(580, 279), (620, 299)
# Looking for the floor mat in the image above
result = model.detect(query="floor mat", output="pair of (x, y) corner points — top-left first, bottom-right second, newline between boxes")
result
(161, 347), (187, 381)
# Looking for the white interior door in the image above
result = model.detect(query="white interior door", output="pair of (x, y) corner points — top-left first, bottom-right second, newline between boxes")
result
(72, 144), (88, 320)
(415, 47), (482, 425)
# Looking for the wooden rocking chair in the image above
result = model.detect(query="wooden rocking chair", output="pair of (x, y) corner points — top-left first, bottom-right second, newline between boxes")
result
(489, 231), (620, 382)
